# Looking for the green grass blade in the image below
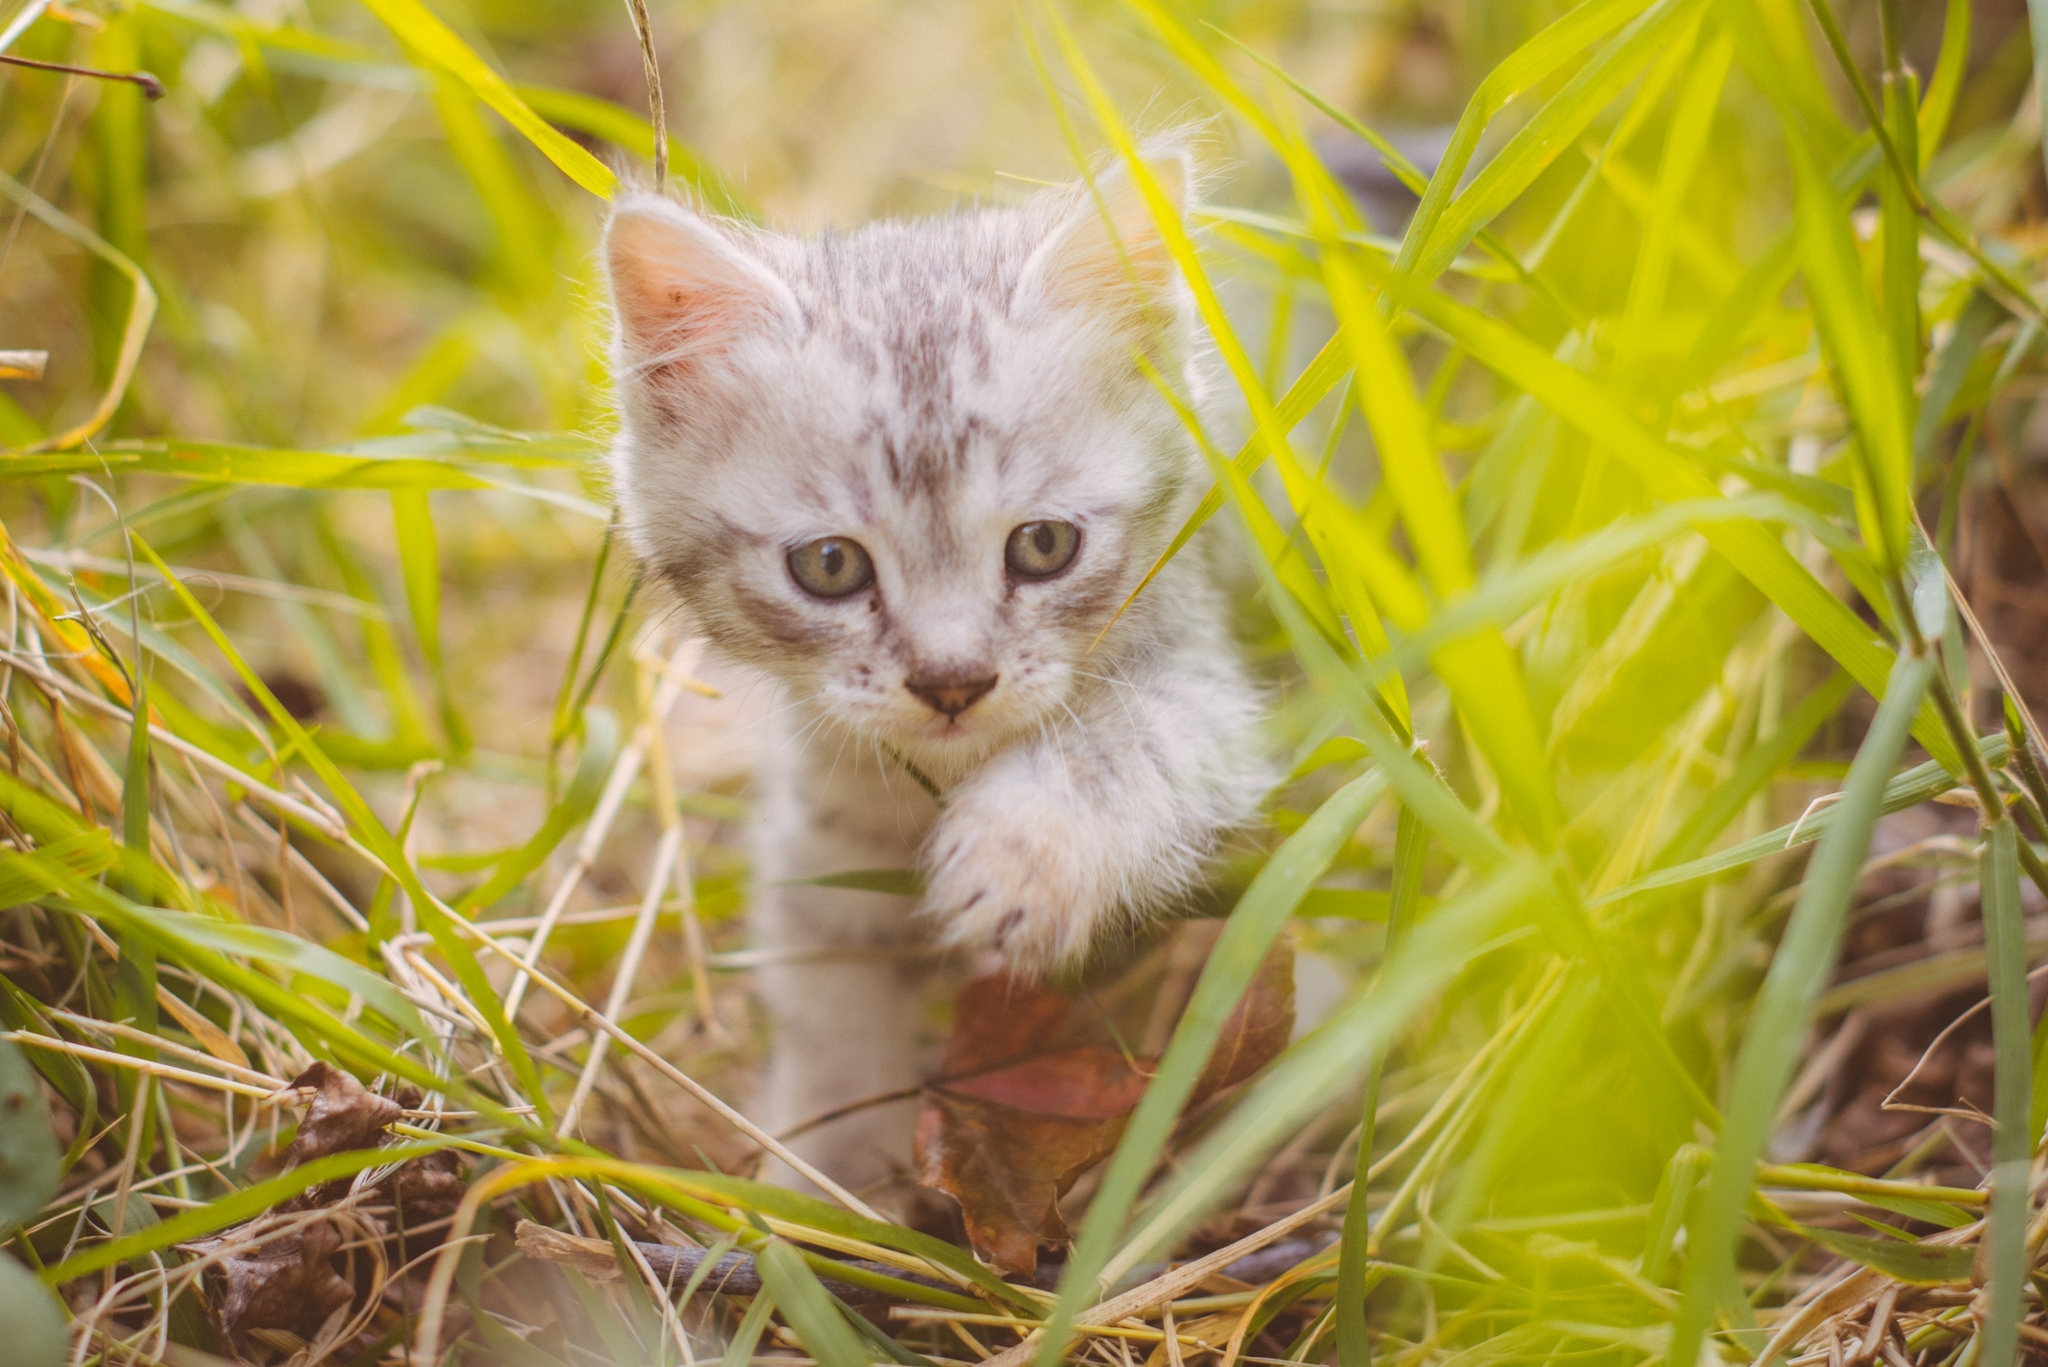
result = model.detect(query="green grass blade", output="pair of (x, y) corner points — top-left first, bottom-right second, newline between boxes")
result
(1596, 734), (2006, 907)
(1790, 125), (1913, 568)
(1670, 647), (1935, 1365)
(1672, 137), (1879, 392)
(353, 0), (616, 197)
(117, 638), (156, 1036)
(755, 1239), (874, 1367)
(1321, 241), (1558, 840)
(1919, 0), (1969, 164)
(1087, 327), (1350, 638)
(2031, 0), (2048, 192)
(430, 73), (551, 296)
(1617, 25), (1731, 383)
(1880, 68), (1922, 399)
(391, 490), (466, 751)
(129, 535), (550, 1118)
(457, 708), (618, 912)
(1139, 359), (1350, 653)
(1396, 0), (1649, 283)
(1362, 263), (1958, 771)
(1121, 862), (1545, 1268)
(41, 1141), (447, 1282)
(1654, 671), (1854, 869)
(1981, 815), (2030, 1367)
(515, 84), (753, 218)
(1036, 768), (1388, 1365)
(1405, 0), (1704, 289)
(1334, 800), (1424, 1367)
(720, 1287), (777, 1367)
(0, 169), (157, 454)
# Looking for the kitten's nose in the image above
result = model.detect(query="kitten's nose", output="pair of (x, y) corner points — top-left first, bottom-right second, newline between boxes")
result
(906, 671), (998, 718)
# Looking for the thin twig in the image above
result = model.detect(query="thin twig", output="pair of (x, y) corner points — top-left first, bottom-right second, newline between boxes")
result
(0, 52), (163, 100)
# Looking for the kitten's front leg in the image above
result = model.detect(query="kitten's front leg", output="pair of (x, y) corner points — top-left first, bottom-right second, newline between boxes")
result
(752, 712), (935, 1198)
(922, 640), (1267, 975)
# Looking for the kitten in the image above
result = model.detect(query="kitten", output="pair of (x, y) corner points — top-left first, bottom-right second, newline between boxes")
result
(603, 153), (1269, 1196)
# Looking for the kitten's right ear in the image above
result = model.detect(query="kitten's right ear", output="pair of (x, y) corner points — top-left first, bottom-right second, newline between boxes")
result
(605, 197), (795, 373)
(1021, 151), (1190, 330)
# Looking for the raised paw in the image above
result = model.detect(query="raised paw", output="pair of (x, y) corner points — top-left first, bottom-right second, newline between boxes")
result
(921, 795), (1113, 976)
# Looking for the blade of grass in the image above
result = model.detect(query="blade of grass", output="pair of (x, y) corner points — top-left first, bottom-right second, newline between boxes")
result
(117, 581), (155, 1036)
(130, 533), (550, 1119)
(1105, 331), (1349, 638)
(1670, 646), (1935, 1366)
(755, 1239), (874, 1367)
(1032, 765), (1388, 1367)
(2029, 0), (2048, 193)
(1790, 130), (1913, 568)
(457, 708), (618, 913)
(1880, 65), (1922, 401)
(1320, 239), (1558, 841)
(1334, 800), (1423, 1367)
(1402, 0), (1705, 290)
(1918, 0), (1968, 165)
(1616, 26), (1732, 391)
(352, 0), (616, 198)
(1354, 254), (1958, 772)
(430, 73), (550, 297)
(1597, 734), (2006, 907)
(721, 1288), (776, 1367)
(1395, 0), (1651, 286)
(41, 1140), (447, 1282)
(0, 169), (156, 454)
(1119, 860), (1544, 1275)
(1654, 671), (1854, 869)
(1980, 814), (2029, 1367)
(391, 490), (466, 752)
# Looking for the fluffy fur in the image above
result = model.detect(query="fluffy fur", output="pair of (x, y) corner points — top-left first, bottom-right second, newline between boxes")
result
(603, 156), (1269, 1194)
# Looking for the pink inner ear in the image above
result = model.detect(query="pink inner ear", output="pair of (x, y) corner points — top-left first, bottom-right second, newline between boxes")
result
(1037, 159), (1188, 317)
(606, 206), (785, 364)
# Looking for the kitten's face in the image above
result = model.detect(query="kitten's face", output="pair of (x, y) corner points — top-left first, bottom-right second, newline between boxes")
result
(605, 165), (1199, 760)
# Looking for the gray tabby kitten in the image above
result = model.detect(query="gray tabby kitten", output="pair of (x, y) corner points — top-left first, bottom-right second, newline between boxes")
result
(603, 154), (1268, 1195)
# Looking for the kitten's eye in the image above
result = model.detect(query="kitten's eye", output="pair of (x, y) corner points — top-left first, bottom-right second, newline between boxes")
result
(787, 537), (875, 599)
(1005, 521), (1081, 580)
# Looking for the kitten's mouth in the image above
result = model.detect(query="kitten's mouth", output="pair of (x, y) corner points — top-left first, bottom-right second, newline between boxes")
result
(915, 714), (984, 741)
(889, 704), (1010, 752)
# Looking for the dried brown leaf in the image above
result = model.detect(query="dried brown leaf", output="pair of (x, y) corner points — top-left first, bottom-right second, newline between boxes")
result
(1190, 941), (1295, 1105)
(186, 1218), (356, 1342)
(281, 1062), (402, 1169)
(915, 939), (1294, 1275)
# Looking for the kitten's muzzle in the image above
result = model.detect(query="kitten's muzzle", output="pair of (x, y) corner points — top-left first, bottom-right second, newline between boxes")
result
(905, 672), (998, 718)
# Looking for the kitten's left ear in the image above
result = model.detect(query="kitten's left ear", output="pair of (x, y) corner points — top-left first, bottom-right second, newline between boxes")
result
(605, 195), (797, 375)
(1022, 151), (1191, 331)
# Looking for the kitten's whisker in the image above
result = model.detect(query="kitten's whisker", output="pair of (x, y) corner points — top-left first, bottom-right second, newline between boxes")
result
(1074, 667), (1143, 695)
(1077, 670), (1146, 734)
(820, 718), (856, 790)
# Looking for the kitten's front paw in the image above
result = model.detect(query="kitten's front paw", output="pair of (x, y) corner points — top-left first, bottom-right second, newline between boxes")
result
(922, 796), (1112, 977)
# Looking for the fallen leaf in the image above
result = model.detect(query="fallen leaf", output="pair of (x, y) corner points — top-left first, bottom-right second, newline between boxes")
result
(915, 936), (1294, 1275)
(280, 1063), (403, 1169)
(385, 1148), (464, 1257)
(181, 1066), (460, 1346)
(186, 1217), (357, 1341)
(1191, 947), (1295, 1101)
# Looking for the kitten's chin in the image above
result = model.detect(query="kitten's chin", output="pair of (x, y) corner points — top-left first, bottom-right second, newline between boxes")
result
(893, 716), (1005, 755)
(880, 711), (1027, 767)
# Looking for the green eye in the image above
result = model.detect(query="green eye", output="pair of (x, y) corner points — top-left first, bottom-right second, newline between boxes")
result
(787, 536), (875, 598)
(1005, 520), (1081, 579)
